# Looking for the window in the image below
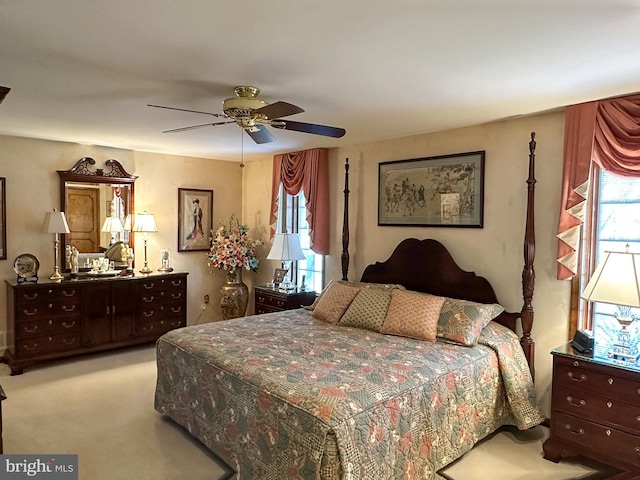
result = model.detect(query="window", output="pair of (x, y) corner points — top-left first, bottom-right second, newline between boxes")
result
(576, 167), (640, 343)
(278, 188), (325, 292)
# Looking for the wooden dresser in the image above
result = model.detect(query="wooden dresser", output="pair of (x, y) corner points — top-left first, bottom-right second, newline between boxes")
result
(543, 343), (640, 473)
(254, 285), (316, 315)
(4, 272), (187, 374)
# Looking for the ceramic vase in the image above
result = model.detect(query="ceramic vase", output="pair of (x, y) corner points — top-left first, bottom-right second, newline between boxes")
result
(220, 269), (249, 320)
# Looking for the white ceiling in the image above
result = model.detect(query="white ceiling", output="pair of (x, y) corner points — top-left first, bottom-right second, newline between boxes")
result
(1, 0), (640, 162)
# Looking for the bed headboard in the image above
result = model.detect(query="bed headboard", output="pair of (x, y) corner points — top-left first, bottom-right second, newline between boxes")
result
(340, 133), (537, 378)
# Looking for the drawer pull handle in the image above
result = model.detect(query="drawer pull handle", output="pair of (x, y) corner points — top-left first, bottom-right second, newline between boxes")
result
(23, 293), (39, 300)
(566, 396), (586, 408)
(567, 372), (587, 382)
(171, 306), (182, 313)
(62, 290), (76, 297)
(143, 311), (154, 317)
(23, 343), (39, 351)
(608, 378), (614, 385)
(637, 416), (640, 423)
(23, 308), (38, 316)
(62, 305), (76, 312)
(607, 401), (613, 408)
(171, 293), (182, 299)
(172, 280), (182, 286)
(62, 338), (76, 345)
(143, 296), (154, 303)
(564, 424), (584, 436)
(143, 283), (154, 290)
(606, 429), (611, 436)
(24, 326), (38, 333)
(62, 321), (76, 328)
(573, 361), (579, 367)
(258, 296), (265, 302)
(635, 447), (640, 455)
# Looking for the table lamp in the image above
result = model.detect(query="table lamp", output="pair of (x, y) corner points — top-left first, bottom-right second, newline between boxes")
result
(132, 211), (157, 274)
(101, 216), (124, 245)
(43, 209), (70, 281)
(581, 246), (640, 365)
(267, 232), (305, 288)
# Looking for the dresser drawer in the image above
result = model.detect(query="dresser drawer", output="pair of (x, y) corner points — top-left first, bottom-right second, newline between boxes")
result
(256, 291), (288, 310)
(15, 300), (80, 322)
(138, 317), (184, 338)
(139, 276), (186, 293)
(14, 286), (80, 305)
(16, 333), (81, 357)
(554, 356), (640, 405)
(16, 317), (81, 339)
(553, 384), (640, 434)
(552, 411), (640, 467)
(139, 288), (186, 305)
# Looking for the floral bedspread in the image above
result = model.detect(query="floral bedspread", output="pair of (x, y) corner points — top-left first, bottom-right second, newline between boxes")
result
(155, 309), (544, 480)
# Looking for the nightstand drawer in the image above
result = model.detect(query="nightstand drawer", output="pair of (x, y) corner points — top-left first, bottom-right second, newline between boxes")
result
(552, 411), (640, 467)
(553, 384), (640, 434)
(554, 356), (640, 405)
(256, 292), (288, 309)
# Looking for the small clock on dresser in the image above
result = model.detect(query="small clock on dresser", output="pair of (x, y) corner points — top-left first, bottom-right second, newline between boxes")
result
(543, 342), (640, 474)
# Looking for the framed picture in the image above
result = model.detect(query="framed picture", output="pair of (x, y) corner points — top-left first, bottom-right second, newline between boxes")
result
(378, 151), (485, 228)
(273, 268), (288, 285)
(178, 188), (213, 252)
(0, 177), (5, 259)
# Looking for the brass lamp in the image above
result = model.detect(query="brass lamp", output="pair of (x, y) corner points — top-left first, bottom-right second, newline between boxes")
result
(43, 209), (70, 281)
(132, 211), (157, 274)
(581, 246), (640, 365)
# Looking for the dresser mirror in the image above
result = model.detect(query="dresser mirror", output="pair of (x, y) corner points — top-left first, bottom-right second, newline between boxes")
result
(58, 157), (137, 272)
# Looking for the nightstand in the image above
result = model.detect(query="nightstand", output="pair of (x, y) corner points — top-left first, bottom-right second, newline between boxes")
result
(254, 286), (316, 314)
(543, 342), (640, 473)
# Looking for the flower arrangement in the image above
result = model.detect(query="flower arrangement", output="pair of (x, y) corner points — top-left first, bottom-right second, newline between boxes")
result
(207, 215), (262, 273)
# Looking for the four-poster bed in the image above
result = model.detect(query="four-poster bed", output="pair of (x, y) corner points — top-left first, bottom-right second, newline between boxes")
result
(155, 134), (543, 479)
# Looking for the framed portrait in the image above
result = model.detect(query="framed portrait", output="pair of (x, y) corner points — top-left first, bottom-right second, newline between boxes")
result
(378, 151), (485, 228)
(273, 268), (288, 285)
(0, 177), (5, 259)
(178, 188), (213, 252)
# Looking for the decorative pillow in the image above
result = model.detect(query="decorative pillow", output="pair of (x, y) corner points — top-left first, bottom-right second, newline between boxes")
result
(338, 288), (393, 332)
(305, 279), (334, 310)
(380, 289), (445, 342)
(311, 281), (360, 324)
(437, 298), (505, 346)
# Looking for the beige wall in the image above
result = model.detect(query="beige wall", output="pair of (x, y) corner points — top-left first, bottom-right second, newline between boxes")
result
(0, 134), (243, 339)
(244, 110), (570, 414)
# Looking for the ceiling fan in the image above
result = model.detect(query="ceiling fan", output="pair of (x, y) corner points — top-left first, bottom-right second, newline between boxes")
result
(0, 86), (10, 104)
(149, 86), (346, 144)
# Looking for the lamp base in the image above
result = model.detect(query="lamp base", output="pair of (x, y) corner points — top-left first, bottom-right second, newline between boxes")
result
(49, 267), (64, 282)
(139, 266), (152, 274)
(607, 323), (639, 366)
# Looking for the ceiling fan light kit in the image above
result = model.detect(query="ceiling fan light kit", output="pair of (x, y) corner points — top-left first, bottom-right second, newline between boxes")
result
(150, 85), (345, 144)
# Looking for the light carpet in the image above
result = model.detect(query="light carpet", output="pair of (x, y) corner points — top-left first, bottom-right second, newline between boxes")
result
(0, 345), (618, 480)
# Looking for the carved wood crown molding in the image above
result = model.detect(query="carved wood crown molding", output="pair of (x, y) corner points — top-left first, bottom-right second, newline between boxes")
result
(58, 157), (137, 180)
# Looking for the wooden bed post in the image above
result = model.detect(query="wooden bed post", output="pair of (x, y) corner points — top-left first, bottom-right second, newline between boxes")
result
(341, 158), (350, 281)
(521, 132), (536, 380)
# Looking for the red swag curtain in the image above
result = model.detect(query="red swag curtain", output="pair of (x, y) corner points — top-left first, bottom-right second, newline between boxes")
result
(557, 93), (640, 280)
(270, 148), (329, 255)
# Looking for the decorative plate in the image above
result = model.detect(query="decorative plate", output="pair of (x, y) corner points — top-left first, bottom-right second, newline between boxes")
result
(14, 253), (40, 278)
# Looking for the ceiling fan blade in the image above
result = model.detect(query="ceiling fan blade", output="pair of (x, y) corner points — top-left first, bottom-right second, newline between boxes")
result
(245, 125), (275, 144)
(162, 121), (234, 133)
(274, 120), (346, 138)
(148, 104), (227, 118)
(254, 101), (304, 120)
(0, 86), (10, 104)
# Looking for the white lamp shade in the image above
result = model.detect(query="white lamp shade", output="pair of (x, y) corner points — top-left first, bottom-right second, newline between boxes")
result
(43, 210), (70, 234)
(123, 214), (133, 231)
(267, 233), (305, 261)
(132, 212), (158, 233)
(101, 216), (124, 233)
(581, 250), (640, 307)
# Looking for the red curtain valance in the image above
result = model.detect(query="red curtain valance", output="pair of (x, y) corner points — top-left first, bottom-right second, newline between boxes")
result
(270, 148), (329, 255)
(556, 94), (640, 280)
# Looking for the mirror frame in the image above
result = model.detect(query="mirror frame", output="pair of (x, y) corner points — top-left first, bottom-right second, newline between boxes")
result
(58, 157), (137, 272)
